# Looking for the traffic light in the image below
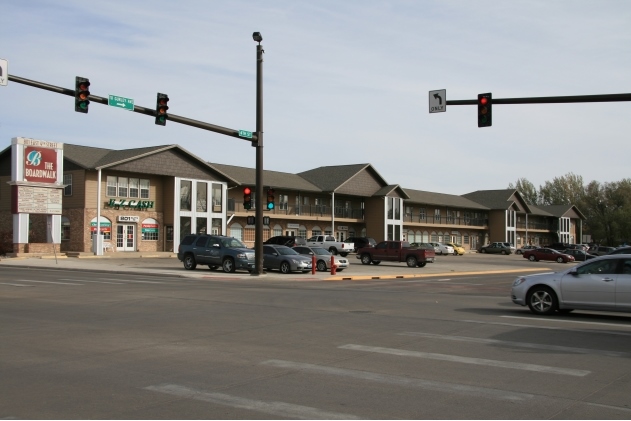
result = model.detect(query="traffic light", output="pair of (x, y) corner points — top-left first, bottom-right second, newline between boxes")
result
(155, 93), (169, 126)
(266, 188), (275, 210)
(243, 187), (252, 210)
(477, 93), (492, 127)
(75, 77), (90, 113)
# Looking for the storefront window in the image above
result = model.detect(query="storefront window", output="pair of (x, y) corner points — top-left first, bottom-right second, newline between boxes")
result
(141, 218), (159, 241)
(90, 216), (112, 240)
(61, 216), (70, 241)
(180, 180), (192, 211)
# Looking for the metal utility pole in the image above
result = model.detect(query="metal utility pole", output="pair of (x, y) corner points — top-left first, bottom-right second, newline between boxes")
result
(252, 32), (264, 276)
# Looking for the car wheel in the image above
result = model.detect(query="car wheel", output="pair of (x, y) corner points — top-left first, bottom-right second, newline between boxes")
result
(329, 248), (338, 255)
(406, 256), (418, 267)
(361, 254), (372, 265)
(222, 258), (236, 273)
(516, 250), (522, 255)
(529, 255), (537, 262)
(183, 254), (197, 270)
(317, 260), (327, 272)
(372, 260), (381, 265)
(557, 257), (565, 263)
(527, 286), (558, 315)
(417, 262), (427, 268)
(481, 249), (487, 253)
(280, 261), (291, 274)
(340, 253), (348, 257)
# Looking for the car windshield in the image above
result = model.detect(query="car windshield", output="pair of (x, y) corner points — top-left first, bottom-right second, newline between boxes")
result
(278, 247), (300, 256)
(221, 238), (248, 248)
(312, 247), (331, 256)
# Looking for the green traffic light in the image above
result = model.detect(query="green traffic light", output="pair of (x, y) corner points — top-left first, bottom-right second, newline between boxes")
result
(267, 202), (274, 210)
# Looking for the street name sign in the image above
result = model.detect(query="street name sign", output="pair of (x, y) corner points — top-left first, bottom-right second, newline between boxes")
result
(238, 130), (253, 139)
(0, 58), (8, 86)
(108, 95), (134, 111)
(429, 89), (446, 113)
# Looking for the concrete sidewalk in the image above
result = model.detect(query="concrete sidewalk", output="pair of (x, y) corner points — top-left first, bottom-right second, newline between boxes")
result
(0, 252), (553, 281)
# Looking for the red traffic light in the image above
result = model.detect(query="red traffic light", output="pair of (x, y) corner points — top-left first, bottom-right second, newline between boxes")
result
(479, 97), (488, 105)
(243, 187), (251, 195)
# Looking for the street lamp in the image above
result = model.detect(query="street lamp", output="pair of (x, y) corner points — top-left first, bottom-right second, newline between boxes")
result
(252, 32), (264, 275)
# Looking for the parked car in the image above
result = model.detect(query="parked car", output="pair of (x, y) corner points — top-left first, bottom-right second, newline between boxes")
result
(293, 246), (348, 272)
(264, 236), (307, 248)
(429, 242), (454, 255)
(346, 236), (377, 253)
(589, 245), (617, 256)
(547, 242), (571, 251)
(263, 244), (312, 274)
(522, 247), (575, 263)
(501, 242), (517, 253)
(356, 241), (435, 267)
(515, 245), (537, 255)
(178, 234), (255, 272)
(563, 248), (596, 261)
(511, 255), (631, 315)
(478, 242), (512, 255)
(446, 242), (465, 256)
(606, 246), (631, 255)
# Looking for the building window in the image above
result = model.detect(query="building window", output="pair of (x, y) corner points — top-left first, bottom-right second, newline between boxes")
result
(273, 225), (282, 236)
(129, 178), (139, 198)
(298, 226), (307, 239)
(63, 174), (72, 196)
(180, 180), (192, 211)
(419, 208), (426, 221)
(118, 177), (128, 197)
(212, 183), (222, 212)
(230, 223), (243, 241)
(434, 209), (441, 222)
(279, 194), (288, 210)
(140, 179), (150, 199)
(107, 176), (117, 196)
(196, 217), (207, 234)
(197, 182), (208, 212)
(180, 216), (191, 240)
(141, 218), (159, 241)
(312, 226), (322, 236)
(61, 216), (70, 241)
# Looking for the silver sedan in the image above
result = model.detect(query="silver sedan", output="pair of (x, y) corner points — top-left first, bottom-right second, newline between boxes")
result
(511, 254), (631, 315)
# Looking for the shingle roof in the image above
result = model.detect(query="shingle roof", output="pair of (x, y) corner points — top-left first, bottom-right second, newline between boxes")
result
(63, 144), (172, 169)
(538, 204), (586, 219)
(373, 185), (410, 199)
(298, 164), (385, 192)
(404, 188), (488, 210)
(462, 189), (522, 210)
(209, 163), (321, 191)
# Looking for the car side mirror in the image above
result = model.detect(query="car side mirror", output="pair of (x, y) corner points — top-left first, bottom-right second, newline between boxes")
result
(569, 268), (578, 276)
(212, 243), (220, 248)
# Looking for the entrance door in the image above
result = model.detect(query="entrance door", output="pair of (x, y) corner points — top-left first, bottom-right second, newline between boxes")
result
(117, 224), (135, 251)
(285, 230), (295, 236)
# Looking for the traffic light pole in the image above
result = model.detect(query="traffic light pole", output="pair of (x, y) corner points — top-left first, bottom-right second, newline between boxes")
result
(447, 93), (631, 106)
(253, 41), (265, 276)
(7, 74), (259, 143)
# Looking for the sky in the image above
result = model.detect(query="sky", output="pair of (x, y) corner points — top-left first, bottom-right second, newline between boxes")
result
(1, 1), (630, 196)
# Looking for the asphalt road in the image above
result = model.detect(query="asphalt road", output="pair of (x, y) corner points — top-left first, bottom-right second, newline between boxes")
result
(2, 257), (631, 419)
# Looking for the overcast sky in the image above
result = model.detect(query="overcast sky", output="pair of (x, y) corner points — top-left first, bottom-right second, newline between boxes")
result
(1, 1), (630, 195)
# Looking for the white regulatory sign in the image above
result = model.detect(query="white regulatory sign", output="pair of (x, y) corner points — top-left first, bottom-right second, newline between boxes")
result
(429, 89), (446, 113)
(0, 58), (8, 86)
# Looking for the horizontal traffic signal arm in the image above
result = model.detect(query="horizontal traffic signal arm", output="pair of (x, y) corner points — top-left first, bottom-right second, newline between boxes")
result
(447, 93), (631, 106)
(8, 74), (258, 142)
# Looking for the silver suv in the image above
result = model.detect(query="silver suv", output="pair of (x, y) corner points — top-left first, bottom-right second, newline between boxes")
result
(177, 234), (255, 273)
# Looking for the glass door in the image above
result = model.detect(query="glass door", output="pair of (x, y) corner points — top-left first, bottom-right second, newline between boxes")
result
(116, 224), (135, 251)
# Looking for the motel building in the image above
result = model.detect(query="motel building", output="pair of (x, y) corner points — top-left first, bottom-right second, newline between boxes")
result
(0, 138), (584, 256)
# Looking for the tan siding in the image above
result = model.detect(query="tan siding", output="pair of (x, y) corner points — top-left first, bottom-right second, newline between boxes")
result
(163, 177), (174, 225)
(336, 170), (384, 196)
(488, 210), (506, 242)
(62, 170), (87, 208)
(364, 197), (384, 242)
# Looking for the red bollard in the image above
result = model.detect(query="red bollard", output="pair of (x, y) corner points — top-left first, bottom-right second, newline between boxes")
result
(330, 255), (337, 275)
(312, 254), (316, 274)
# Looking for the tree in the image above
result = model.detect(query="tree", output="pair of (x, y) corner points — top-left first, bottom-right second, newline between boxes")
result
(508, 178), (538, 205)
(538, 173), (585, 206)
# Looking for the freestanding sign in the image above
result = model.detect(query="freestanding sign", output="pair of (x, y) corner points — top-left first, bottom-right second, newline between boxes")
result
(0, 58), (8, 86)
(429, 89), (446, 113)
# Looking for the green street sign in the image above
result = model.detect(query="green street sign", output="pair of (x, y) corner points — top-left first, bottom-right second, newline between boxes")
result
(238, 130), (253, 139)
(108, 95), (134, 111)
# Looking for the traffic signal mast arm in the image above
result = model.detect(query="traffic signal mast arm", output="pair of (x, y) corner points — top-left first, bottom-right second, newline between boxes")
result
(447, 93), (631, 106)
(8, 74), (258, 143)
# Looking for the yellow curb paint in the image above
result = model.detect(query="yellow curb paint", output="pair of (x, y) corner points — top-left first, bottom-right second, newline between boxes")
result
(325, 268), (551, 281)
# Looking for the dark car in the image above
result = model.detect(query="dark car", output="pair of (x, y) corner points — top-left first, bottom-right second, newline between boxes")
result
(346, 236), (377, 253)
(264, 236), (307, 248)
(522, 247), (575, 263)
(562, 248), (596, 261)
(177, 234), (254, 272)
(589, 245), (617, 256)
(263, 244), (312, 274)
(478, 242), (512, 255)
(606, 246), (631, 255)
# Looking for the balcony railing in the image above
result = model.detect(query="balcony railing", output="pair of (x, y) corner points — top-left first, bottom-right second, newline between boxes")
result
(516, 221), (553, 230)
(228, 200), (364, 219)
(402, 215), (488, 227)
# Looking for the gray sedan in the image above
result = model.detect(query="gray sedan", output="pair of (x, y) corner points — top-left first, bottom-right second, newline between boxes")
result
(511, 254), (631, 315)
(263, 245), (313, 274)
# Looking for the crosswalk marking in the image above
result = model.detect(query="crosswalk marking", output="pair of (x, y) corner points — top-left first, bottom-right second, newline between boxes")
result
(261, 359), (534, 401)
(58, 278), (124, 285)
(339, 344), (591, 377)
(14, 279), (84, 285)
(398, 331), (628, 357)
(145, 384), (360, 420)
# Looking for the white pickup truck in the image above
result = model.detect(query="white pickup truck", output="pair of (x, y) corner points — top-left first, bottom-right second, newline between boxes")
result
(306, 235), (355, 257)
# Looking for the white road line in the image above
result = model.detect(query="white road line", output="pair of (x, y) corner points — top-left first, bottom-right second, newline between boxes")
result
(501, 315), (631, 328)
(461, 319), (631, 337)
(339, 344), (590, 377)
(261, 359), (534, 402)
(58, 278), (124, 285)
(98, 278), (165, 284)
(0, 282), (33, 287)
(144, 384), (360, 420)
(398, 332), (628, 357)
(14, 279), (84, 285)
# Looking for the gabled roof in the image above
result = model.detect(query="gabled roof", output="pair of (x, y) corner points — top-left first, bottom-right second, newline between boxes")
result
(462, 189), (532, 212)
(209, 163), (321, 191)
(298, 164), (387, 192)
(373, 185), (410, 199)
(404, 188), (488, 210)
(537, 204), (586, 220)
